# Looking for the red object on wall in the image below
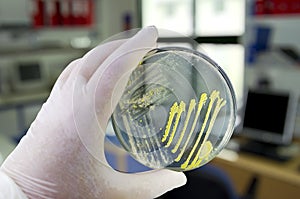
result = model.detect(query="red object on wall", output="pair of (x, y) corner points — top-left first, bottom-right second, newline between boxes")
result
(61, 0), (72, 25)
(50, 0), (62, 26)
(31, 0), (94, 28)
(254, 0), (300, 16)
(86, 0), (93, 26)
(71, 0), (93, 26)
(253, 0), (265, 15)
(32, 0), (45, 28)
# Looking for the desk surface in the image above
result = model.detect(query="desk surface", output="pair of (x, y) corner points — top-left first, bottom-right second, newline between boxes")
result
(212, 141), (300, 199)
(216, 148), (300, 184)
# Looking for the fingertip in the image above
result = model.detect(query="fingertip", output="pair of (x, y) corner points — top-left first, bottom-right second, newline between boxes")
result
(130, 26), (158, 48)
(110, 168), (186, 199)
(173, 171), (187, 188)
(55, 58), (81, 88)
(155, 169), (187, 188)
(135, 169), (187, 197)
(149, 169), (187, 198)
(140, 25), (158, 39)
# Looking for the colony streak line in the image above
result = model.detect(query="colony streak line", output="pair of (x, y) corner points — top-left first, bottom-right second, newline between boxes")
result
(161, 90), (226, 170)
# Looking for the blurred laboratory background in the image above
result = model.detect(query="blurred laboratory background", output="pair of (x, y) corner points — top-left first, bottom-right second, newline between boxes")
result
(0, 0), (300, 199)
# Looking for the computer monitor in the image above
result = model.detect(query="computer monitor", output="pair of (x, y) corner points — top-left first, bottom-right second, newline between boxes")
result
(10, 61), (49, 93)
(241, 89), (298, 145)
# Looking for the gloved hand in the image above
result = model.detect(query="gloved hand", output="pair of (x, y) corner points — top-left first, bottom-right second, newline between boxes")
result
(0, 26), (186, 199)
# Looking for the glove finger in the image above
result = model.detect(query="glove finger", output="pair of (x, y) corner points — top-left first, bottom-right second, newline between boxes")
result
(54, 58), (81, 89)
(112, 169), (186, 199)
(63, 39), (126, 89)
(87, 26), (157, 89)
(133, 169), (186, 198)
(88, 26), (158, 127)
(72, 26), (157, 166)
(76, 39), (127, 82)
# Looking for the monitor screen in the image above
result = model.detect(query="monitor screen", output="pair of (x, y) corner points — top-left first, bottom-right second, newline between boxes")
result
(18, 63), (41, 82)
(241, 89), (297, 145)
(11, 61), (48, 93)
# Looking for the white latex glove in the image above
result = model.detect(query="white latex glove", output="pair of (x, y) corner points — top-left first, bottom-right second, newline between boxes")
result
(0, 26), (186, 199)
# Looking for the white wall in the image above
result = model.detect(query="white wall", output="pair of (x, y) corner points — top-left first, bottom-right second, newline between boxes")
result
(246, 16), (300, 51)
(98, 0), (138, 40)
(0, 0), (31, 25)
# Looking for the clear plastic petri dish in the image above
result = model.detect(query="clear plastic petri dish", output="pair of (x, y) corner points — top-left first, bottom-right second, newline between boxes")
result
(111, 47), (236, 172)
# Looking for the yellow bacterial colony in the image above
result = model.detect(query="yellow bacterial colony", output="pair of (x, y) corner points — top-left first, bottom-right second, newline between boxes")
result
(162, 90), (226, 170)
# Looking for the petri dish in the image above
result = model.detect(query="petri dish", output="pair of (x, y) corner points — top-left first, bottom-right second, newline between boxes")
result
(111, 47), (236, 172)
